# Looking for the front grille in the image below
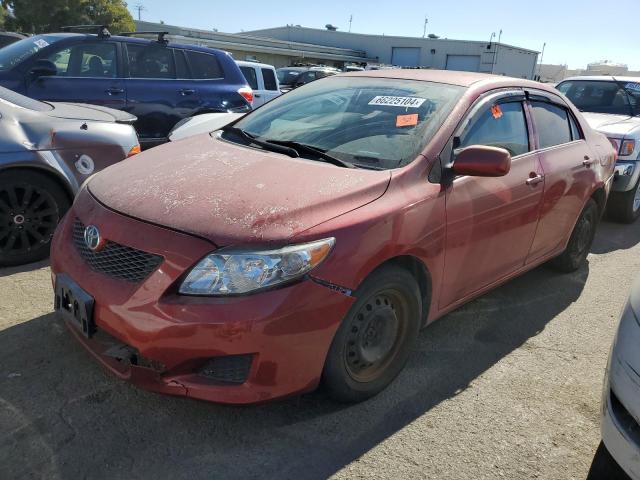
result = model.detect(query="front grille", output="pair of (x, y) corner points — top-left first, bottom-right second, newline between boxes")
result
(198, 354), (254, 384)
(72, 219), (163, 283)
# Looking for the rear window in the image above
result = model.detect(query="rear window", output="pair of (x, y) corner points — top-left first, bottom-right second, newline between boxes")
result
(531, 102), (573, 148)
(186, 51), (224, 79)
(127, 44), (175, 79)
(557, 80), (639, 116)
(0, 34), (67, 71)
(234, 76), (464, 170)
(262, 68), (278, 90)
(277, 68), (303, 85)
(240, 66), (258, 89)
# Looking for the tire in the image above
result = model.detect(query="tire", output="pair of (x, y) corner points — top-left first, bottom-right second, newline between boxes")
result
(322, 265), (422, 403)
(0, 170), (70, 267)
(606, 178), (640, 224)
(549, 198), (598, 273)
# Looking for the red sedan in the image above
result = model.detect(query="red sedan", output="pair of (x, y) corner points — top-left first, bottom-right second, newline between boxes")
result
(50, 70), (616, 404)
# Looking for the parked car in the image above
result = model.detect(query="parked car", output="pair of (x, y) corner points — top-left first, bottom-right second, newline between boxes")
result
(0, 85), (139, 266)
(601, 275), (640, 479)
(236, 60), (280, 108)
(0, 28), (252, 147)
(557, 77), (640, 222)
(276, 66), (337, 92)
(0, 31), (27, 48)
(168, 112), (245, 141)
(51, 70), (615, 405)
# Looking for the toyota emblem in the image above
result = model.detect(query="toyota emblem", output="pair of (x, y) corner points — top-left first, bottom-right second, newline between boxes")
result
(83, 225), (103, 251)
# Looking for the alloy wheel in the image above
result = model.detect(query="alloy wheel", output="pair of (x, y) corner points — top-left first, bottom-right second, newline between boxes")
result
(0, 184), (59, 256)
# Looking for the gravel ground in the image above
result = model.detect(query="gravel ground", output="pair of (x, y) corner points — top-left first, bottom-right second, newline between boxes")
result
(1, 219), (638, 480)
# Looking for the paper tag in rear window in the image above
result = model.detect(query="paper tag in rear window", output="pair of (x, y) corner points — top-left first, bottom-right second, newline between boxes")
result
(368, 96), (426, 108)
(626, 82), (640, 92)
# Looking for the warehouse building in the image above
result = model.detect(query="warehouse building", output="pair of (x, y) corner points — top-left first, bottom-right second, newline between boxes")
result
(134, 21), (539, 79)
(246, 25), (539, 78)
(134, 21), (376, 68)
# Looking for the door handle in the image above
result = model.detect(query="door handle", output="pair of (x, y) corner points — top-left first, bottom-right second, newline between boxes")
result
(179, 89), (195, 96)
(105, 87), (124, 95)
(582, 156), (594, 168)
(254, 93), (261, 98)
(526, 174), (544, 186)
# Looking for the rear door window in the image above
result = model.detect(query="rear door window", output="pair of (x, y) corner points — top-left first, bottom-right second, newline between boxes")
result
(531, 101), (573, 149)
(459, 101), (530, 156)
(127, 44), (175, 79)
(240, 66), (258, 89)
(174, 49), (190, 79)
(262, 68), (278, 90)
(185, 51), (224, 79)
(47, 42), (117, 77)
(568, 112), (583, 140)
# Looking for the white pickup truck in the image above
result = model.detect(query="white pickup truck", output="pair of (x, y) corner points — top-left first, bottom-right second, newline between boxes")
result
(557, 76), (640, 222)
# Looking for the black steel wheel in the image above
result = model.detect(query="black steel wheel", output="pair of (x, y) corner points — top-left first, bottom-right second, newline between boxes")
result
(322, 265), (422, 403)
(0, 170), (70, 266)
(549, 198), (598, 273)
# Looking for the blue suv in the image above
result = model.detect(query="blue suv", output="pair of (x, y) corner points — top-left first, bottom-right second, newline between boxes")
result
(0, 28), (252, 146)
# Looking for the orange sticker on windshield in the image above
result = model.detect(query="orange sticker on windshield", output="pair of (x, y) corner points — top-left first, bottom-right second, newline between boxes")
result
(396, 113), (419, 127)
(491, 105), (503, 119)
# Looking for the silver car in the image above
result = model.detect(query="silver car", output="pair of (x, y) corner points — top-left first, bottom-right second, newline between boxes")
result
(0, 86), (139, 266)
(602, 275), (640, 478)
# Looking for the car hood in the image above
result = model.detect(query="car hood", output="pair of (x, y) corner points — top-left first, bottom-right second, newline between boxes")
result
(88, 133), (391, 246)
(581, 112), (640, 137)
(47, 102), (137, 124)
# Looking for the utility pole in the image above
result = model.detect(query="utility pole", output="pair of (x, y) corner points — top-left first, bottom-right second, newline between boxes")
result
(422, 16), (428, 38)
(134, 3), (146, 21)
(536, 42), (546, 80)
(491, 29), (502, 74)
(349, 14), (353, 33)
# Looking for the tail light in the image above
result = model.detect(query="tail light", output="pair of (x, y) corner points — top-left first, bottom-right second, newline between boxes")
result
(127, 144), (141, 157)
(620, 139), (636, 157)
(238, 86), (254, 105)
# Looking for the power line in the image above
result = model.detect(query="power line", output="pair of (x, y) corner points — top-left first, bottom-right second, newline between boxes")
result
(134, 3), (146, 21)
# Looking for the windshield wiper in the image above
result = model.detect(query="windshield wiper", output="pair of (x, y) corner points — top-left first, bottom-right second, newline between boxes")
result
(222, 126), (299, 158)
(265, 140), (355, 168)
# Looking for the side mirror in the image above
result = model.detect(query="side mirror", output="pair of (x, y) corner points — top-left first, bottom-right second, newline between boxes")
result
(29, 59), (57, 79)
(452, 145), (511, 177)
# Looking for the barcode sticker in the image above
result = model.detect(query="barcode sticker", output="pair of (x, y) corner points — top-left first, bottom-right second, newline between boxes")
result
(368, 96), (426, 108)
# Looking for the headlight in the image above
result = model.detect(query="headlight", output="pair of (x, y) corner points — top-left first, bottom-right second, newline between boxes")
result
(179, 238), (335, 295)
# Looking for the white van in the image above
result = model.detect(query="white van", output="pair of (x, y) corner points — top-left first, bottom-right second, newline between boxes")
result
(236, 61), (281, 108)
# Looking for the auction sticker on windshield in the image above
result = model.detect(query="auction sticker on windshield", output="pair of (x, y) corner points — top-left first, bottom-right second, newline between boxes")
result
(368, 96), (426, 108)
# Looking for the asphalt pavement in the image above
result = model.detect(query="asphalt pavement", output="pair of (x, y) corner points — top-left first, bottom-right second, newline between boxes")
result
(1, 218), (639, 479)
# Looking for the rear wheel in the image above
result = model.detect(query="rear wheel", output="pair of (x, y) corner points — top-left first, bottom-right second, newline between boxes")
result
(0, 170), (70, 267)
(549, 198), (598, 273)
(606, 178), (640, 224)
(322, 266), (422, 403)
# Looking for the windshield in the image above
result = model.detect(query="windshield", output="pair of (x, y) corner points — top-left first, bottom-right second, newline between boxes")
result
(0, 34), (67, 71)
(557, 80), (640, 116)
(233, 76), (464, 169)
(277, 68), (303, 85)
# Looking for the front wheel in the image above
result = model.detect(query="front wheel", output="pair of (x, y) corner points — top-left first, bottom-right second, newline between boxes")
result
(322, 265), (422, 403)
(606, 178), (640, 224)
(0, 170), (70, 267)
(548, 198), (598, 273)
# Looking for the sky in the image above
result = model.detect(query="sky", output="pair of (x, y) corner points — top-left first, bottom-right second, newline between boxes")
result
(128, 0), (640, 70)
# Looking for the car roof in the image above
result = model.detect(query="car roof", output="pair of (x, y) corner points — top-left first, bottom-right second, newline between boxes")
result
(236, 60), (275, 69)
(44, 32), (229, 56)
(337, 69), (547, 89)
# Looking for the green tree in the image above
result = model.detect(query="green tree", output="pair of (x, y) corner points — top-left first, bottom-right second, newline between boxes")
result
(2, 0), (134, 34)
